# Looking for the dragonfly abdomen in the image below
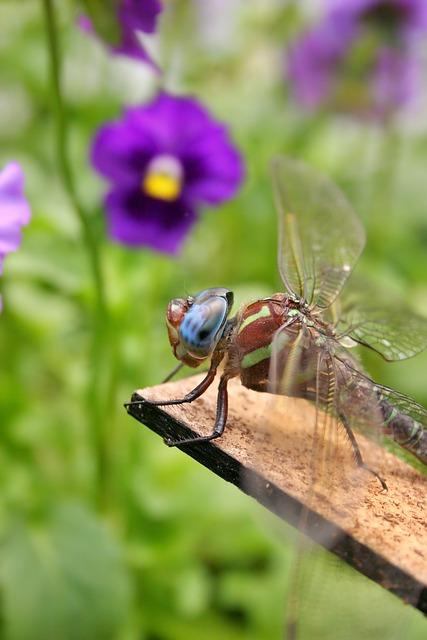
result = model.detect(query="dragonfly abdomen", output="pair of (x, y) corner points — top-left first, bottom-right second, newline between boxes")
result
(380, 401), (427, 465)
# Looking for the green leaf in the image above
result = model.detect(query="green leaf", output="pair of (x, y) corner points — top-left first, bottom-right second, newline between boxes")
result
(80, 0), (122, 45)
(1, 503), (132, 640)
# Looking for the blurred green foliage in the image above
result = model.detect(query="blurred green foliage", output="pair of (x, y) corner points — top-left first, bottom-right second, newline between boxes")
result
(0, 1), (426, 638)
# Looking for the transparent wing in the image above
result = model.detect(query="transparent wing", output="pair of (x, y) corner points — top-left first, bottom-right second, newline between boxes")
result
(271, 156), (365, 310)
(335, 354), (427, 425)
(336, 305), (427, 362)
(291, 548), (424, 640)
(269, 334), (425, 636)
(376, 385), (427, 427)
(265, 323), (383, 520)
(335, 355), (427, 465)
(239, 320), (370, 537)
(241, 321), (424, 637)
(265, 325), (389, 637)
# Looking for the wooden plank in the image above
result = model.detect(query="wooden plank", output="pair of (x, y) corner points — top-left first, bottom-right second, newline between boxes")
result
(126, 374), (427, 614)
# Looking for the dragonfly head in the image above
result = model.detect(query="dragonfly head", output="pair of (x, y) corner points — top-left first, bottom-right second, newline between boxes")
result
(166, 288), (234, 367)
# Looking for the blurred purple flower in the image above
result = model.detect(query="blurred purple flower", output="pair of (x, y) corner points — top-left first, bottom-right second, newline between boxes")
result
(91, 93), (244, 254)
(288, 0), (427, 120)
(79, 0), (162, 65)
(0, 162), (31, 274)
(0, 162), (31, 311)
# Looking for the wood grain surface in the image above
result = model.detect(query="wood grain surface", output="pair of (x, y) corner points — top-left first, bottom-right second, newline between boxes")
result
(126, 374), (427, 614)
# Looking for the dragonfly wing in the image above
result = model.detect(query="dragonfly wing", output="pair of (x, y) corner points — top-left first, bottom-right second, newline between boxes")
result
(336, 306), (427, 361)
(290, 548), (424, 640)
(265, 325), (378, 531)
(271, 156), (365, 310)
(241, 324), (422, 636)
(374, 384), (427, 426)
(335, 355), (427, 463)
(266, 327), (386, 636)
(267, 336), (424, 637)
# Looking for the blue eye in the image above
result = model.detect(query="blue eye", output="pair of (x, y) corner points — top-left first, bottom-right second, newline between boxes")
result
(179, 294), (229, 356)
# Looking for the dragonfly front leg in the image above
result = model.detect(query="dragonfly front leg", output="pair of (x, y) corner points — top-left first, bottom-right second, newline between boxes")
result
(149, 366), (218, 408)
(339, 412), (388, 492)
(124, 355), (222, 410)
(164, 374), (230, 447)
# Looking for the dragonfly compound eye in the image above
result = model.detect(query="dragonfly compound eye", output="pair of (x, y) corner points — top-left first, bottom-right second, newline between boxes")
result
(179, 296), (229, 357)
(166, 288), (233, 366)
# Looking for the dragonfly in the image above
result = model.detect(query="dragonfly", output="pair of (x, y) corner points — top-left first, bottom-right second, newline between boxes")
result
(126, 156), (427, 637)
(129, 156), (427, 484)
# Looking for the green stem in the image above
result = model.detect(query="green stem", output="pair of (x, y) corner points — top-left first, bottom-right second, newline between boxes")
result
(42, 0), (106, 315)
(42, 0), (109, 508)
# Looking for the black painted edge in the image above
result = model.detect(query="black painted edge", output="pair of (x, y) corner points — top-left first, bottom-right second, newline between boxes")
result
(126, 392), (427, 615)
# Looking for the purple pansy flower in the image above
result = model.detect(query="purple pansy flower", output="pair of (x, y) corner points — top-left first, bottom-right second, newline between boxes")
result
(91, 93), (244, 254)
(0, 162), (31, 273)
(0, 162), (31, 310)
(79, 0), (162, 65)
(288, 0), (427, 120)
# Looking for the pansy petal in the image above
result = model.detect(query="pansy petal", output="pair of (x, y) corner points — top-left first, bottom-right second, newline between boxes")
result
(328, 0), (427, 31)
(119, 0), (162, 35)
(124, 95), (244, 204)
(105, 188), (197, 255)
(0, 162), (31, 226)
(288, 14), (357, 109)
(371, 47), (419, 115)
(124, 94), (224, 152)
(92, 92), (243, 253)
(0, 213), (26, 255)
(77, 14), (93, 35)
(79, 0), (162, 65)
(112, 31), (153, 64)
(0, 162), (31, 277)
(182, 131), (244, 205)
(91, 122), (157, 184)
(288, 0), (427, 118)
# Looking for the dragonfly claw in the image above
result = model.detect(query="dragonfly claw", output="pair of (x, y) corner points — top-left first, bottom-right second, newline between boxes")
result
(163, 436), (195, 447)
(123, 399), (146, 410)
(361, 463), (388, 492)
(379, 479), (388, 493)
(163, 432), (220, 447)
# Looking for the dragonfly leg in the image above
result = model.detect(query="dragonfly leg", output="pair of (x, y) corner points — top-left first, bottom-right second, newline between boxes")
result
(161, 362), (184, 384)
(339, 413), (388, 492)
(164, 375), (229, 447)
(124, 356), (221, 410)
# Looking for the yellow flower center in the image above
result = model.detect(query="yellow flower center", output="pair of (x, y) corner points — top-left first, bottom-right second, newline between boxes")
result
(142, 154), (183, 202)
